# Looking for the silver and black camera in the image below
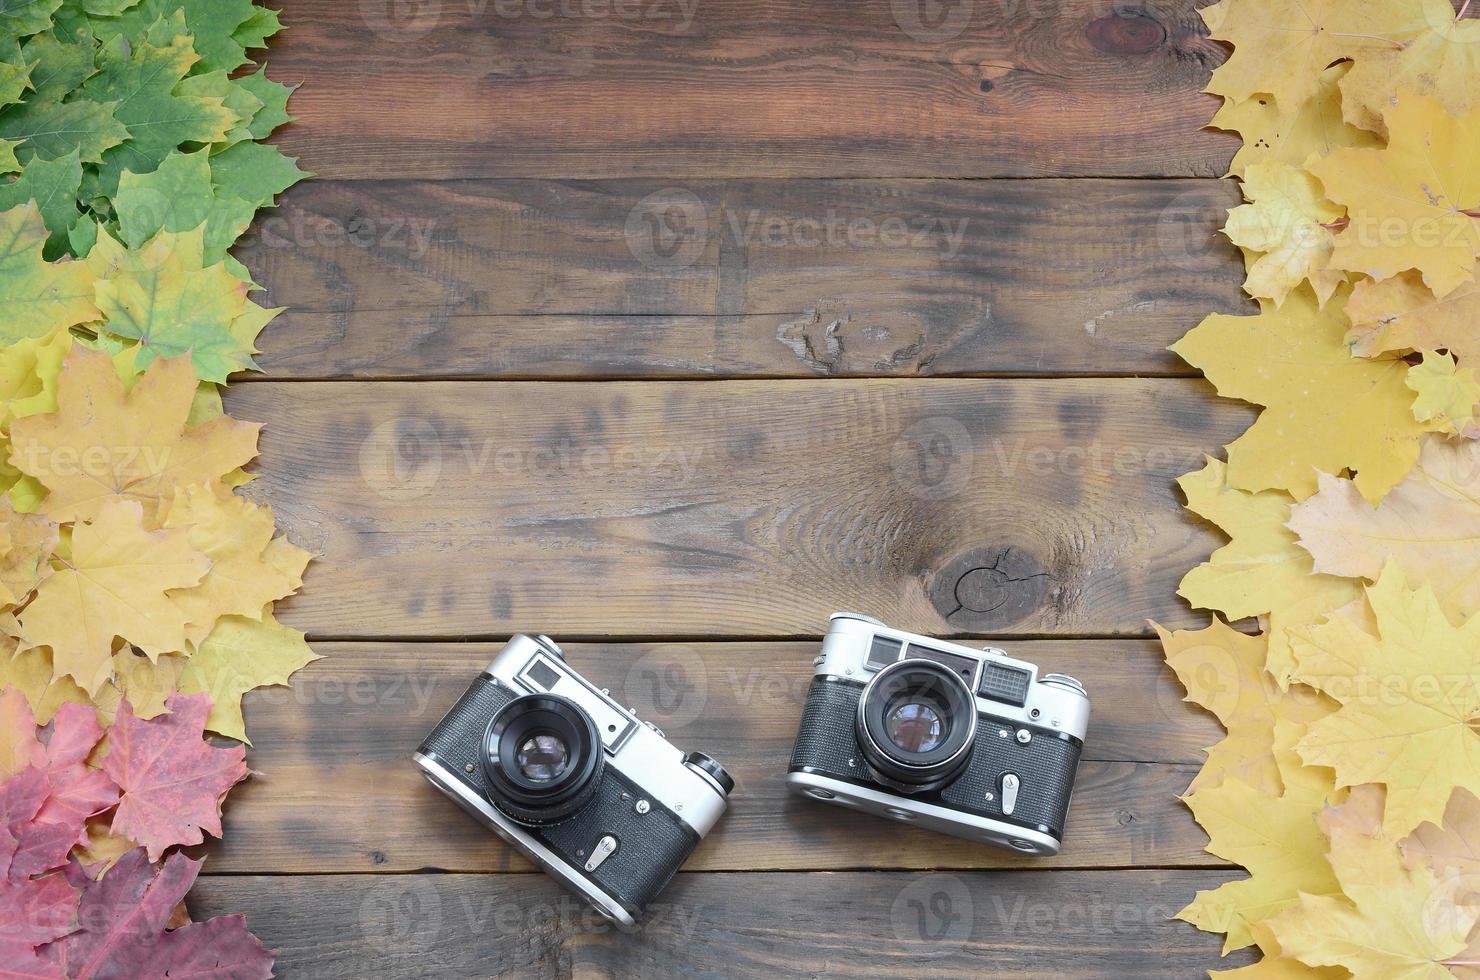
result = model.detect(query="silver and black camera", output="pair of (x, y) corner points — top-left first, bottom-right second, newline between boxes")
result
(414, 634), (734, 929)
(786, 613), (1089, 855)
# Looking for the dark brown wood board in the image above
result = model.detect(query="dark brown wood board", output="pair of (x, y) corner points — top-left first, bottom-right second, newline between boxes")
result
(223, 377), (1249, 639)
(264, 0), (1236, 179)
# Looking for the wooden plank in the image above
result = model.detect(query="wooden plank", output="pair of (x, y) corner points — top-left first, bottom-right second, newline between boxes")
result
(264, 0), (1234, 179)
(224, 377), (1248, 638)
(242, 177), (1245, 380)
(189, 870), (1251, 977)
(207, 640), (1220, 873)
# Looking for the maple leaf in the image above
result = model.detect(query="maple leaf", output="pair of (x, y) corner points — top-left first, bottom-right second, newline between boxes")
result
(175, 70), (263, 148)
(78, 31), (238, 197)
(1291, 566), (1480, 837)
(1339, 0), (1480, 136)
(1289, 441), (1480, 625)
(1172, 286), (1428, 503)
(49, 849), (274, 978)
(208, 139), (308, 211)
(0, 645), (88, 727)
(1310, 94), (1480, 299)
(1201, 0), (1436, 109)
(1178, 722), (1343, 953)
(103, 693), (248, 860)
(0, 327), (70, 427)
(1406, 352), (1480, 437)
(0, 0), (62, 36)
(86, 0), (261, 75)
(181, 613), (318, 743)
(1176, 458), (1362, 686)
(113, 149), (255, 263)
(7, 347), (259, 524)
(1347, 272), (1480, 364)
(235, 65), (294, 141)
(15, 498), (208, 696)
(1405, 789), (1480, 891)
(0, 151), (83, 258)
(1267, 827), (1480, 979)
(92, 649), (185, 725)
(0, 204), (100, 344)
(1156, 618), (1334, 796)
(0, 869), (78, 962)
(0, 499), (57, 609)
(162, 484), (309, 649)
(0, 687), (44, 781)
(32, 702), (117, 834)
(1223, 161), (1345, 306)
(1210, 920), (1347, 979)
(91, 226), (260, 382)
(0, 98), (130, 168)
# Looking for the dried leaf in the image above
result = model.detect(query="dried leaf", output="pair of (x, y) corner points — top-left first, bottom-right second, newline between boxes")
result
(1347, 271), (1480, 364)
(180, 613), (318, 743)
(104, 693), (248, 860)
(1209, 63), (1379, 179)
(1339, 0), (1480, 136)
(1289, 440), (1480, 625)
(1223, 161), (1345, 306)
(0, 204), (99, 344)
(1406, 352), (1480, 437)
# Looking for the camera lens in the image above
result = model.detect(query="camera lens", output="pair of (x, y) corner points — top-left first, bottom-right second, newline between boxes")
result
(883, 698), (946, 753)
(856, 659), (976, 792)
(515, 732), (569, 782)
(482, 694), (604, 824)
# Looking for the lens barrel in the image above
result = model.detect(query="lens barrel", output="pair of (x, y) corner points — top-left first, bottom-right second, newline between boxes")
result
(856, 659), (977, 792)
(482, 694), (604, 824)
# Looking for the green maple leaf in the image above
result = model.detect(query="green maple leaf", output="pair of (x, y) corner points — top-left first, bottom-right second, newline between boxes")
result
(80, 28), (239, 195)
(209, 140), (306, 209)
(18, 29), (95, 100)
(0, 96), (128, 164)
(0, 0), (63, 37)
(232, 4), (280, 51)
(234, 65), (293, 140)
(91, 225), (258, 382)
(0, 149), (82, 256)
(0, 60), (31, 108)
(176, 69), (261, 146)
(83, 0), (143, 14)
(85, 0), (258, 74)
(0, 201), (99, 342)
(114, 148), (253, 262)
(0, 141), (19, 173)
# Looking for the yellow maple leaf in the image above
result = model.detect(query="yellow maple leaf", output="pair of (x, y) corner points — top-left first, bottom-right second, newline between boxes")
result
(1291, 566), (1480, 837)
(1209, 63), (1380, 179)
(160, 484), (310, 648)
(1172, 286), (1428, 502)
(0, 204), (100, 343)
(1289, 440), (1480, 625)
(91, 648), (187, 725)
(1339, 0), (1480, 136)
(179, 613), (320, 743)
(7, 346), (259, 525)
(1267, 826), (1480, 979)
(1156, 618), (1334, 795)
(1223, 161), (1346, 306)
(1179, 721), (1343, 953)
(1310, 94), (1480, 299)
(73, 814), (137, 876)
(0, 327), (71, 428)
(1406, 352), (1480, 436)
(1347, 271), (1480, 364)
(0, 640), (89, 725)
(1211, 920), (1347, 979)
(1202, 0), (1436, 109)
(1177, 458), (1364, 688)
(15, 498), (209, 695)
(0, 497), (57, 609)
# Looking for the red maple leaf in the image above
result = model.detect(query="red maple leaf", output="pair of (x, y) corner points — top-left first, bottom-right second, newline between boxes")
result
(104, 694), (247, 861)
(47, 850), (274, 979)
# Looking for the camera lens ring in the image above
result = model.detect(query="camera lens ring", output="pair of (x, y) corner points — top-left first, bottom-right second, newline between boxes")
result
(482, 694), (604, 825)
(856, 658), (977, 792)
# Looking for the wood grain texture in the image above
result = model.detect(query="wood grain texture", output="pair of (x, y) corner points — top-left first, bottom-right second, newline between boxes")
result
(265, 0), (1235, 179)
(223, 377), (1249, 638)
(242, 178), (1247, 379)
(190, 870), (1252, 977)
(207, 640), (1221, 873)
